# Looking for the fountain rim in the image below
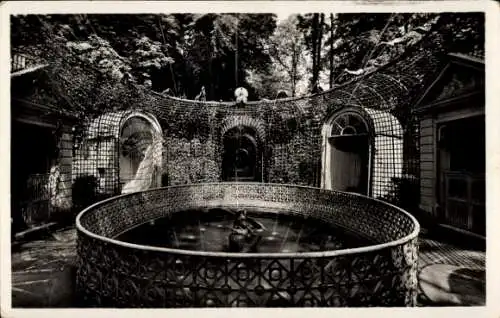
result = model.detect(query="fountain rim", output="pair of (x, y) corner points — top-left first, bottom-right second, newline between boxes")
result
(76, 182), (420, 259)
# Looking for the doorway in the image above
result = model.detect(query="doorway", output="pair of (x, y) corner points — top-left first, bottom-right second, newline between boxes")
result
(322, 111), (371, 195)
(328, 134), (370, 194)
(437, 115), (485, 234)
(11, 121), (57, 228)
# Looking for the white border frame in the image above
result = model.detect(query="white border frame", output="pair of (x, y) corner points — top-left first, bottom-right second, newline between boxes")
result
(1, 2), (499, 318)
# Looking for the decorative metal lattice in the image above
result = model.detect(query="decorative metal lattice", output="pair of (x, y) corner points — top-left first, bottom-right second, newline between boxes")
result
(320, 106), (404, 198)
(76, 183), (419, 308)
(71, 110), (163, 210)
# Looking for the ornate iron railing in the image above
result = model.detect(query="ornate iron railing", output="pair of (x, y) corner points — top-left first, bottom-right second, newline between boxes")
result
(21, 173), (52, 225)
(20, 172), (73, 226)
(76, 183), (420, 307)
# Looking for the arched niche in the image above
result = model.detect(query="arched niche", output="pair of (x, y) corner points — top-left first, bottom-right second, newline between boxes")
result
(72, 110), (163, 197)
(321, 106), (403, 198)
(222, 125), (263, 182)
(118, 114), (163, 193)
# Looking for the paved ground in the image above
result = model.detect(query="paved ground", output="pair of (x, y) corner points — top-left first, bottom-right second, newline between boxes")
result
(416, 232), (485, 306)
(11, 228), (76, 307)
(10, 227), (486, 307)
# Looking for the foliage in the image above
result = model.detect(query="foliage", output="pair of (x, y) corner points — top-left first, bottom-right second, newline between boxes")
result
(293, 12), (484, 87)
(321, 13), (439, 83)
(380, 175), (420, 210)
(244, 69), (282, 99)
(433, 13), (484, 56)
(66, 34), (133, 82)
(268, 15), (308, 97)
(163, 137), (219, 185)
(297, 13), (327, 91)
(11, 13), (277, 102)
(11, 12), (484, 105)
(159, 102), (213, 142)
(72, 175), (100, 210)
(266, 111), (300, 145)
(182, 13), (277, 100)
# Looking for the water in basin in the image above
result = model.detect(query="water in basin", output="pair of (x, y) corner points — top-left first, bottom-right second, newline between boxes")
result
(115, 208), (371, 253)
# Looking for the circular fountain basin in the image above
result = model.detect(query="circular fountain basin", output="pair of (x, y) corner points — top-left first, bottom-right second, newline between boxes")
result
(76, 183), (420, 307)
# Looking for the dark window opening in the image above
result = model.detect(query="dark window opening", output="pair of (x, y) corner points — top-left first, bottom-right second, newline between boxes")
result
(440, 115), (485, 174)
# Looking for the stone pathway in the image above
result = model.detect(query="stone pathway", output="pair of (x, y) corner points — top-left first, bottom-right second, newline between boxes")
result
(416, 235), (485, 306)
(9, 227), (486, 307)
(11, 227), (77, 307)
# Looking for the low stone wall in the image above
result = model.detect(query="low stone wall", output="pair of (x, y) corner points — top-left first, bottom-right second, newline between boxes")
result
(76, 183), (420, 307)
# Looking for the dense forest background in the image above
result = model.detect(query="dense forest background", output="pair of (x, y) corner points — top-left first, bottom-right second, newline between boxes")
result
(11, 13), (484, 101)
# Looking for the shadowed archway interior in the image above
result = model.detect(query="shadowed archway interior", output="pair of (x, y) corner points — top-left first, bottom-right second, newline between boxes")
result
(321, 106), (404, 198)
(326, 111), (371, 195)
(222, 125), (262, 182)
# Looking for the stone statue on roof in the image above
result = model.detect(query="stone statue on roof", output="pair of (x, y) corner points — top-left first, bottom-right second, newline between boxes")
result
(195, 86), (206, 101)
(235, 87), (248, 104)
(161, 88), (172, 96)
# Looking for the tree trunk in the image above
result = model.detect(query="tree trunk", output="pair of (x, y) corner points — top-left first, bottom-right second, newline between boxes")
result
(208, 58), (214, 100)
(311, 14), (319, 91)
(329, 13), (335, 89)
(316, 13), (324, 89)
(291, 47), (297, 97)
(311, 13), (324, 92)
(235, 25), (239, 88)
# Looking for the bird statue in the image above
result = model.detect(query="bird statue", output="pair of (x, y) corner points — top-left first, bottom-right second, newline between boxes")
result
(195, 86), (206, 101)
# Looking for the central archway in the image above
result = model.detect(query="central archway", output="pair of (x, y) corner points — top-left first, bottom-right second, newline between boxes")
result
(222, 125), (262, 182)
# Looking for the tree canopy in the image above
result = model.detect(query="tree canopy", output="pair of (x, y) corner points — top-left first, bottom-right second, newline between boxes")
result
(11, 12), (484, 103)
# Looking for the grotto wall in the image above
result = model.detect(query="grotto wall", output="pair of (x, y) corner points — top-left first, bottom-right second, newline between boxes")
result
(140, 45), (445, 202)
